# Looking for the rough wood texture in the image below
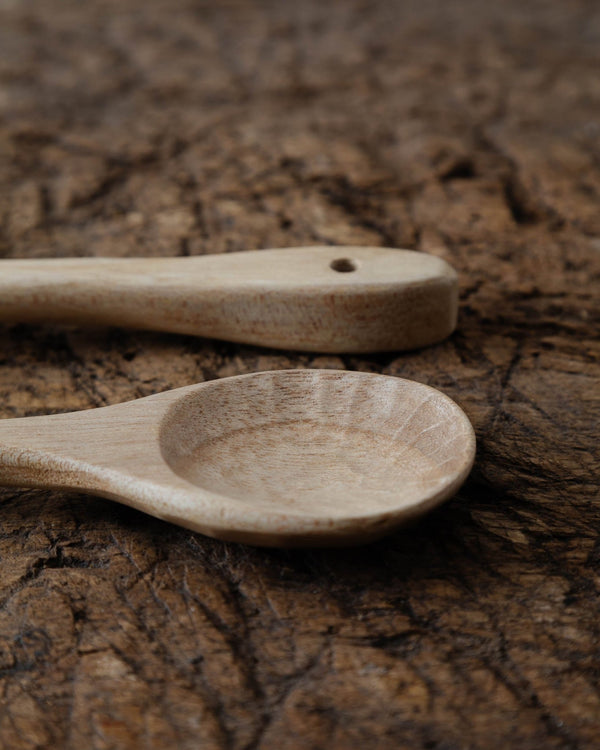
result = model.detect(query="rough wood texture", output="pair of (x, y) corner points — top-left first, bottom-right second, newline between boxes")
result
(0, 0), (598, 747)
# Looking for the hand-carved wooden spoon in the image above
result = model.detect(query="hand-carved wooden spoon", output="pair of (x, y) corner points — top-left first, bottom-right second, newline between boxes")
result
(0, 370), (475, 546)
(0, 246), (457, 352)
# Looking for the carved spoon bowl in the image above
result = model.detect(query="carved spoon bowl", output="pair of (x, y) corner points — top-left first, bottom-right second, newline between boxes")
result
(0, 370), (475, 546)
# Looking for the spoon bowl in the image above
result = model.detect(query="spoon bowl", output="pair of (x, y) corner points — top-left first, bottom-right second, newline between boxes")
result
(0, 370), (475, 546)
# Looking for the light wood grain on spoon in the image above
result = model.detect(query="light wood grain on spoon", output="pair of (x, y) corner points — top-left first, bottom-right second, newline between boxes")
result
(0, 246), (458, 352)
(0, 370), (475, 547)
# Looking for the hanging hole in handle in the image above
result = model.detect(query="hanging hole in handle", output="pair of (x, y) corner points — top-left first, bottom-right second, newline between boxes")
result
(330, 258), (358, 273)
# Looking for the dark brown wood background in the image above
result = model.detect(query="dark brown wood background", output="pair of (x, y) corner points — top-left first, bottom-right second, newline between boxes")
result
(1, 1), (599, 747)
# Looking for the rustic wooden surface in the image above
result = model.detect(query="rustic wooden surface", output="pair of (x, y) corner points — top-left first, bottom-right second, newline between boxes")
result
(0, 0), (599, 747)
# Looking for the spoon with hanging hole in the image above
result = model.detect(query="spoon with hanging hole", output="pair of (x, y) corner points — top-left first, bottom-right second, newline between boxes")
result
(0, 246), (458, 353)
(0, 370), (475, 547)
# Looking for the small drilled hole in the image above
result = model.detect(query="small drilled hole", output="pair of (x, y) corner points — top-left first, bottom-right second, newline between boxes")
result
(330, 257), (357, 273)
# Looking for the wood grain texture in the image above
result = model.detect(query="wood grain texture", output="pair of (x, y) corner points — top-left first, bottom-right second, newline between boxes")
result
(0, 247), (458, 352)
(0, 0), (599, 748)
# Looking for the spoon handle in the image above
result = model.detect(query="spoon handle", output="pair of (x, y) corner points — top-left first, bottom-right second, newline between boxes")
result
(0, 246), (458, 352)
(0, 411), (85, 492)
(0, 390), (174, 495)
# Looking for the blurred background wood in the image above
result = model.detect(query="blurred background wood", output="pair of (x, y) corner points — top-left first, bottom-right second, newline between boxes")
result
(0, 0), (598, 747)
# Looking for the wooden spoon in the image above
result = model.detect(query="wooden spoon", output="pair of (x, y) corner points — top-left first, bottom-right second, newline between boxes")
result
(0, 246), (457, 352)
(0, 370), (475, 547)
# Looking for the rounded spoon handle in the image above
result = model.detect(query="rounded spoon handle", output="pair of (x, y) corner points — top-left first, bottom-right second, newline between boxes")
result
(0, 410), (92, 492)
(0, 387), (196, 518)
(0, 246), (458, 352)
(0, 394), (168, 495)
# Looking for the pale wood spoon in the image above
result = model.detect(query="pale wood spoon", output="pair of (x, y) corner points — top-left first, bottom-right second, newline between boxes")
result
(0, 370), (475, 546)
(0, 246), (457, 352)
